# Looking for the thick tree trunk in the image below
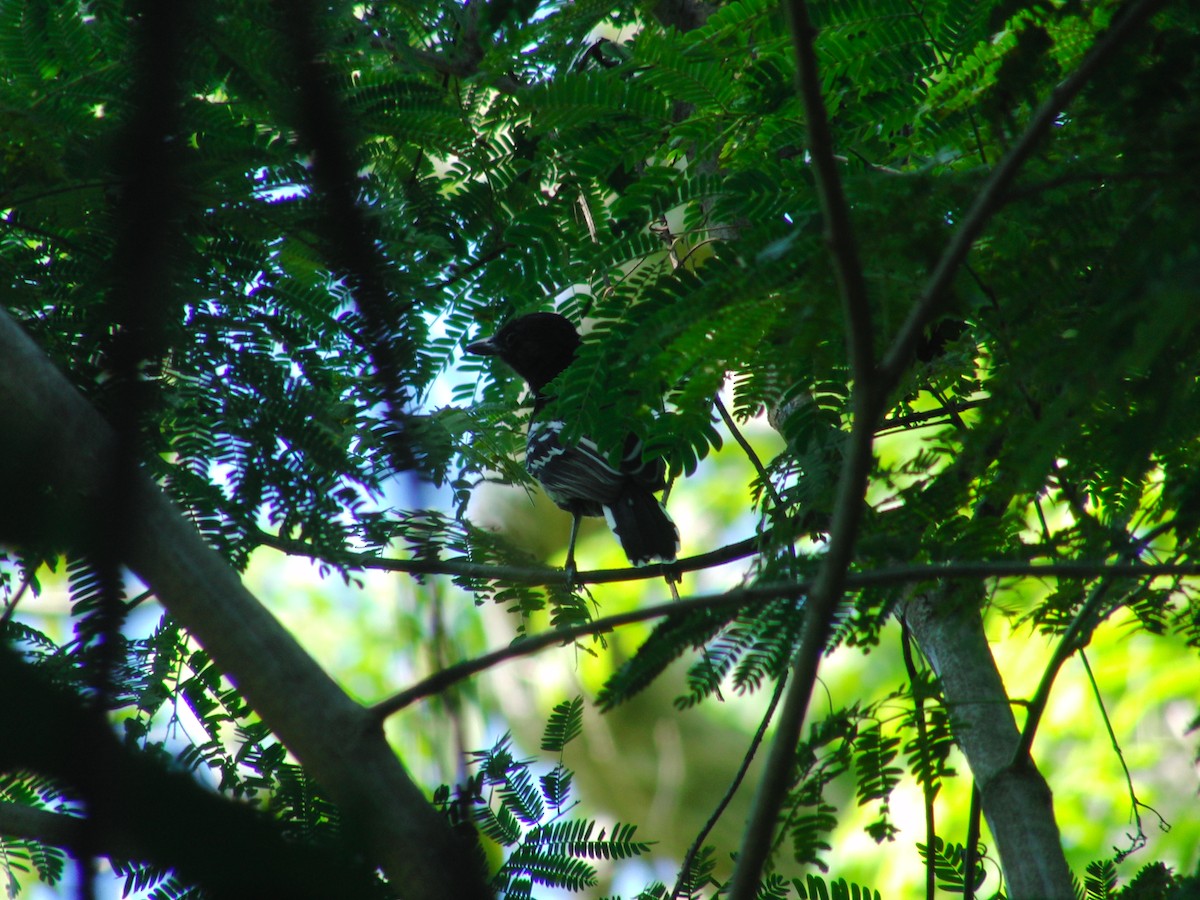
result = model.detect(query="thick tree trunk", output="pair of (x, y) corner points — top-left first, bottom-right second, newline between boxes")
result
(902, 586), (1075, 900)
(0, 307), (491, 900)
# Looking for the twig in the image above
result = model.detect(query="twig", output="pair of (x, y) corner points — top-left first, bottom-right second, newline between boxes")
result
(713, 394), (789, 518)
(672, 669), (789, 898)
(1079, 648), (1170, 862)
(0, 566), (35, 630)
(1014, 576), (1119, 762)
(901, 622), (937, 900)
(929, 386), (968, 432)
(874, 398), (987, 437)
(1016, 490), (1178, 763)
(964, 784), (982, 900)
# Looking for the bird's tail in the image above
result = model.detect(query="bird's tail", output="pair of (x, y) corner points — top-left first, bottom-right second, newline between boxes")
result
(603, 488), (680, 568)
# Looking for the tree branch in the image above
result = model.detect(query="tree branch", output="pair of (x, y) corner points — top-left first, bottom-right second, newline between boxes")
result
(256, 526), (764, 585)
(672, 670), (789, 899)
(714, 394), (789, 518)
(276, 0), (424, 473)
(371, 554), (1200, 723)
(1015, 579), (1118, 762)
(371, 583), (804, 719)
(261, 513), (1200, 591)
(0, 307), (490, 899)
(0, 648), (383, 900)
(900, 622), (938, 900)
(784, 7), (874, 382)
(728, 0), (881, 894)
(730, 1), (1168, 893)
(901, 586), (1074, 898)
(0, 803), (87, 852)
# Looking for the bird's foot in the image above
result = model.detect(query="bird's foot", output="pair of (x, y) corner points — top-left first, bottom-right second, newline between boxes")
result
(563, 552), (579, 586)
(665, 573), (681, 602)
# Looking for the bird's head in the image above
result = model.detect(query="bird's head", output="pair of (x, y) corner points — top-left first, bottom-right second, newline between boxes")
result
(467, 312), (581, 395)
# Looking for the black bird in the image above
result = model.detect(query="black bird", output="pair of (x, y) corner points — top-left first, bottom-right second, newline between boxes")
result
(467, 312), (679, 576)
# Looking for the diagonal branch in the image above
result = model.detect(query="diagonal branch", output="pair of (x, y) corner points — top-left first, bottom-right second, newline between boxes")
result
(672, 670), (789, 899)
(370, 556), (1198, 718)
(728, 1), (883, 895)
(729, 0), (1166, 895)
(0, 307), (490, 900)
(713, 394), (790, 519)
(783, 6), (875, 382)
(371, 584), (802, 719)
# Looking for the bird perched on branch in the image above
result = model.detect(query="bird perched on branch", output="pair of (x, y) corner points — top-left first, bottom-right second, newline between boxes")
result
(467, 312), (679, 578)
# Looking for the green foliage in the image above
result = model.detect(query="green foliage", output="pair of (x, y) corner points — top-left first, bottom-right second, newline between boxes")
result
(852, 724), (902, 842)
(916, 837), (989, 896)
(901, 700), (958, 795)
(1071, 859), (1200, 900)
(109, 861), (200, 900)
(3, 0), (1200, 896)
(0, 775), (67, 895)
(1082, 859), (1121, 900)
(781, 693), (949, 872)
(595, 603), (742, 710)
(540, 696), (585, 753)
(676, 597), (806, 708)
(388, 509), (590, 631)
(791, 873), (881, 900)
(453, 732), (651, 898)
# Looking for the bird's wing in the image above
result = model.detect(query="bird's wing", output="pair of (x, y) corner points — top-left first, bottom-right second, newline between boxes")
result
(619, 431), (667, 491)
(527, 421), (625, 510)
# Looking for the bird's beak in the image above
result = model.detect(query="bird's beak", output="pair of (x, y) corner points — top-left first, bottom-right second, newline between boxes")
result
(466, 334), (500, 356)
